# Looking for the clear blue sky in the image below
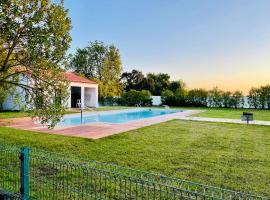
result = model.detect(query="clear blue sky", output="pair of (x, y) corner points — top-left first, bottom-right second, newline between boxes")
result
(64, 0), (270, 93)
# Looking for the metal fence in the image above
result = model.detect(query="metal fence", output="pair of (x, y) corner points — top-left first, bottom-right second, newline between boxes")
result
(0, 145), (269, 200)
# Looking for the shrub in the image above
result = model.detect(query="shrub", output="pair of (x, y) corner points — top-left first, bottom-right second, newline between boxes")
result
(208, 87), (223, 107)
(230, 91), (244, 108)
(99, 96), (118, 106)
(221, 91), (232, 108)
(187, 89), (208, 107)
(248, 85), (270, 109)
(140, 90), (153, 106)
(248, 87), (260, 109)
(119, 90), (152, 106)
(161, 89), (187, 106)
(261, 85), (270, 109)
(161, 89), (174, 105)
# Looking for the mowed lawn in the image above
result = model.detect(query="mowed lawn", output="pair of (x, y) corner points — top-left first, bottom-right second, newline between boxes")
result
(0, 120), (269, 196)
(0, 111), (30, 119)
(191, 107), (270, 121)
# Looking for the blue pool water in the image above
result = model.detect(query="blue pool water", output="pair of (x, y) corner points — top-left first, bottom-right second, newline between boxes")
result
(59, 109), (182, 126)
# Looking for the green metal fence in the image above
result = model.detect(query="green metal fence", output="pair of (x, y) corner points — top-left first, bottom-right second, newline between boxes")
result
(0, 144), (269, 200)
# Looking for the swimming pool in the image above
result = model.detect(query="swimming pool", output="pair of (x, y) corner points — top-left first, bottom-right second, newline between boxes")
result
(59, 109), (182, 126)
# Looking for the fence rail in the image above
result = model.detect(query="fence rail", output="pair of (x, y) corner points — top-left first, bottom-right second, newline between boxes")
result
(0, 145), (269, 200)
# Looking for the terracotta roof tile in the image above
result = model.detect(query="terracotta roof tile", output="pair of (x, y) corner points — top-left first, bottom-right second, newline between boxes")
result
(63, 72), (97, 84)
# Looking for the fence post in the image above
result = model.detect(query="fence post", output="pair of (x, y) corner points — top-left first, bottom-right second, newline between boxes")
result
(20, 147), (29, 200)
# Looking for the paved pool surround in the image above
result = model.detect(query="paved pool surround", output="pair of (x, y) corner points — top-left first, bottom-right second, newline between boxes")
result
(0, 109), (200, 139)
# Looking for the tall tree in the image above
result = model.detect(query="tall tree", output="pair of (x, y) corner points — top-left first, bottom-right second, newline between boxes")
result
(69, 41), (108, 80)
(0, 0), (71, 128)
(99, 45), (123, 99)
(69, 41), (123, 100)
(248, 87), (260, 109)
(168, 80), (187, 96)
(121, 70), (145, 91)
(187, 88), (208, 107)
(147, 73), (170, 95)
(208, 87), (223, 107)
(261, 85), (270, 109)
(221, 91), (232, 108)
(230, 90), (244, 108)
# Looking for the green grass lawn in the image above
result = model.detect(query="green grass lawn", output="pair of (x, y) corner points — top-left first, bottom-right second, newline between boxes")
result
(0, 111), (30, 119)
(92, 106), (131, 111)
(192, 107), (270, 121)
(0, 120), (269, 196)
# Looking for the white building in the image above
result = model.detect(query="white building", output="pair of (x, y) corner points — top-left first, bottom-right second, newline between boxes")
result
(64, 72), (98, 108)
(3, 72), (98, 110)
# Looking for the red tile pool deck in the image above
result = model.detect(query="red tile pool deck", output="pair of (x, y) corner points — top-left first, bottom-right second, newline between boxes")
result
(0, 110), (200, 139)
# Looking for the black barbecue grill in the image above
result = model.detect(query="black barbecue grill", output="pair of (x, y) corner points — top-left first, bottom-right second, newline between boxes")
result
(241, 112), (253, 124)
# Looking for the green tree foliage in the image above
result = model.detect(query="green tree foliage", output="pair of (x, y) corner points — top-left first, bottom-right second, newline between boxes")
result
(230, 90), (244, 108)
(261, 85), (270, 109)
(248, 87), (261, 109)
(120, 69), (270, 110)
(221, 91), (232, 108)
(121, 70), (145, 91)
(168, 80), (186, 93)
(187, 88), (208, 107)
(0, 0), (71, 128)
(147, 73), (170, 95)
(161, 89), (186, 106)
(248, 85), (270, 109)
(0, 83), (12, 109)
(119, 90), (152, 106)
(258, 87), (267, 109)
(161, 89), (174, 105)
(121, 70), (170, 95)
(70, 41), (123, 102)
(208, 87), (223, 107)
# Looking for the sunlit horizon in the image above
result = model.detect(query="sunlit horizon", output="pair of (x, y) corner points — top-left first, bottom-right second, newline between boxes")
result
(65, 0), (270, 93)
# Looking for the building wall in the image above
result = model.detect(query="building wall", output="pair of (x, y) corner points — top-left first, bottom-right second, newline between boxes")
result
(85, 87), (98, 108)
(68, 82), (99, 108)
(152, 96), (162, 106)
(3, 81), (99, 110)
(2, 75), (29, 111)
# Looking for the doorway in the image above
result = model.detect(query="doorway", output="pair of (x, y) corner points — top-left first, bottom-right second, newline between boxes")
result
(71, 86), (81, 108)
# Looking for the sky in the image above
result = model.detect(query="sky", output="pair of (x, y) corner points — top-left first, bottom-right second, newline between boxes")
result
(64, 0), (270, 93)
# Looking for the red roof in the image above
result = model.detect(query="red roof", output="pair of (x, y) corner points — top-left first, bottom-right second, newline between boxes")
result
(63, 72), (97, 84)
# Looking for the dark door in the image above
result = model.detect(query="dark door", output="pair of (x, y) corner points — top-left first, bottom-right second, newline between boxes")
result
(71, 86), (81, 108)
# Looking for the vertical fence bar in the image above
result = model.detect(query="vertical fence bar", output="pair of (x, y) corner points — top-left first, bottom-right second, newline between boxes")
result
(20, 147), (29, 200)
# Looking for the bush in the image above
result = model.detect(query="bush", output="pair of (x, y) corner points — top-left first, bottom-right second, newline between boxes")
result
(247, 85), (270, 109)
(119, 90), (152, 106)
(230, 91), (244, 108)
(99, 96), (118, 106)
(221, 91), (232, 108)
(161, 89), (187, 106)
(186, 89), (208, 107)
(161, 89), (174, 105)
(248, 87), (260, 109)
(208, 87), (223, 107)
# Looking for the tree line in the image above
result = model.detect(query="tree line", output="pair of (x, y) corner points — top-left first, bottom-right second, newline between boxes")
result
(68, 41), (270, 109)
(161, 87), (245, 108)
(162, 85), (270, 109)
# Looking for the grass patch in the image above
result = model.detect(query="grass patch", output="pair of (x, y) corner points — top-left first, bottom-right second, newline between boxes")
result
(94, 106), (131, 111)
(192, 107), (270, 121)
(0, 111), (30, 119)
(0, 120), (269, 196)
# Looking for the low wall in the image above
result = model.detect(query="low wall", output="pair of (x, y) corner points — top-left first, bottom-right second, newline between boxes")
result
(151, 96), (162, 106)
